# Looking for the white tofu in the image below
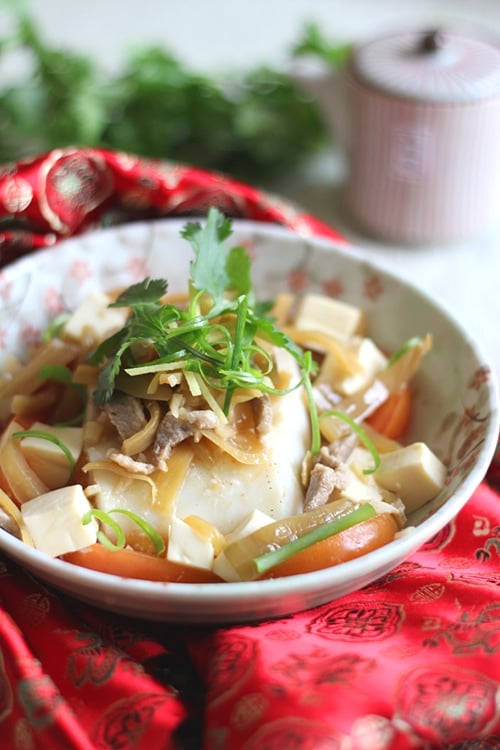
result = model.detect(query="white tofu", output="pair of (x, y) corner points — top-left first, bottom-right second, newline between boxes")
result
(21, 485), (98, 557)
(212, 550), (241, 582)
(171, 380), (309, 535)
(338, 447), (386, 504)
(375, 442), (447, 512)
(89, 466), (161, 531)
(224, 509), (275, 545)
(316, 337), (387, 396)
(167, 517), (214, 570)
(294, 294), (365, 340)
(64, 291), (128, 342)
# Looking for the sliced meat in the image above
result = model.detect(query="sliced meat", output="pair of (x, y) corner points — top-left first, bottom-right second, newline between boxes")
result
(303, 438), (353, 511)
(152, 413), (196, 467)
(304, 461), (349, 511)
(107, 451), (155, 475)
(179, 408), (218, 431)
(104, 394), (147, 442)
(152, 408), (219, 469)
(250, 394), (273, 435)
(322, 432), (358, 466)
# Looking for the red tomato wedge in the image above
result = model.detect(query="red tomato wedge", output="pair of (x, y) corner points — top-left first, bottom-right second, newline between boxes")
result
(63, 544), (223, 583)
(366, 386), (412, 440)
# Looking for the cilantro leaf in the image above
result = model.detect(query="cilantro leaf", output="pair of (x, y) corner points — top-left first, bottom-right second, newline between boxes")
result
(182, 207), (233, 302)
(252, 314), (309, 365)
(110, 277), (167, 308)
(88, 328), (128, 365)
(93, 337), (133, 405)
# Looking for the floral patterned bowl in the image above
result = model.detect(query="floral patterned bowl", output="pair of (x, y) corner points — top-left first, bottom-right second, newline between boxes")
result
(0, 218), (497, 623)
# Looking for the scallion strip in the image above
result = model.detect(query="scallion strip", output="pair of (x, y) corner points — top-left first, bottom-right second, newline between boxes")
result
(254, 503), (376, 575)
(108, 509), (165, 554)
(42, 313), (69, 342)
(224, 295), (248, 414)
(11, 429), (76, 481)
(386, 336), (423, 367)
(82, 508), (165, 555)
(82, 509), (126, 551)
(302, 350), (321, 455)
(320, 409), (381, 474)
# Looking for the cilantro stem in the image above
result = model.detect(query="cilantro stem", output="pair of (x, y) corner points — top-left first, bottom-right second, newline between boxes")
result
(254, 503), (376, 575)
(223, 295), (247, 414)
(161, 317), (207, 340)
(168, 337), (223, 366)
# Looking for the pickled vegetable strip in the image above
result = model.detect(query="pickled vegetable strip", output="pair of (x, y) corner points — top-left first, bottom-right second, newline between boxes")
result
(254, 503), (376, 575)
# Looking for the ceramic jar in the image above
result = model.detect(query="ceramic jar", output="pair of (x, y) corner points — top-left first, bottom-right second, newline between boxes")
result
(343, 28), (500, 243)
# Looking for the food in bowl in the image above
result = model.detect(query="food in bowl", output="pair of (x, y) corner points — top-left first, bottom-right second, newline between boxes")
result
(0, 209), (448, 584)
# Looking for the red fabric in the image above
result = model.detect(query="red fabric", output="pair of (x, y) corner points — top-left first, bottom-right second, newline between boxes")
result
(0, 147), (344, 268)
(0, 148), (499, 750)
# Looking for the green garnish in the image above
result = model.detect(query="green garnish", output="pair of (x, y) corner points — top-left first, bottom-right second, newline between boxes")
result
(11, 429), (76, 482)
(292, 22), (353, 69)
(253, 503), (376, 575)
(82, 508), (166, 555)
(0, 11), (330, 183)
(89, 208), (320, 451)
(82, 509), (126, 551)
(38, 364), (88, 426)
(42, 313), (70, 342)
(386, 336), (424, 367)
(301, 351), (321, 455)
(320, 410), (381, 474)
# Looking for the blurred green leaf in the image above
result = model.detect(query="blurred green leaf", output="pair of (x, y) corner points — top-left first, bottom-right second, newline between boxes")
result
(292, 22), (353, 68)
(0, 10), (343, 183)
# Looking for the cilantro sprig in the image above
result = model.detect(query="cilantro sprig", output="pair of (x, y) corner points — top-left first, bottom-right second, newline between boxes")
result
(89, 208), (320, 451)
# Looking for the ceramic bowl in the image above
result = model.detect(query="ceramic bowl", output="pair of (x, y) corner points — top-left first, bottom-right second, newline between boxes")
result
(0, 218), (497, 623)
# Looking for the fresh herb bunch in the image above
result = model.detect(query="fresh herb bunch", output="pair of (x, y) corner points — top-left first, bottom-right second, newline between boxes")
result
(0, 11), (347, 183)
(90, 207), (320, 449)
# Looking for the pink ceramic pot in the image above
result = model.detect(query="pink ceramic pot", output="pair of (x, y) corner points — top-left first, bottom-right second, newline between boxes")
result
(344, 29), (500, 243)
(292, 28), (500, 244)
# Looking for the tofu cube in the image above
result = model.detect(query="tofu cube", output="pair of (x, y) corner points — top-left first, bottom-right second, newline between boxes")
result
(167, 517), (215, 570)
(21, 485), (98, 557)
(294, 294), (366, 340)
(64, 291), (128, 342)
(316, 337), (387, 395)
(212, 550), (241, 582)
(339, 448), (386, 504)
(224, 509), (275, 545)
(375, 443), (447, 512)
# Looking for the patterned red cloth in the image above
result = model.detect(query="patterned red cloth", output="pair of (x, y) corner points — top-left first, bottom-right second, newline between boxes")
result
(0, 148), (499, 750)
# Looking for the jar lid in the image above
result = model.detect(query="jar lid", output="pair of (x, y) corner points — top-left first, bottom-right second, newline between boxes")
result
(350, 28), (500, 103)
